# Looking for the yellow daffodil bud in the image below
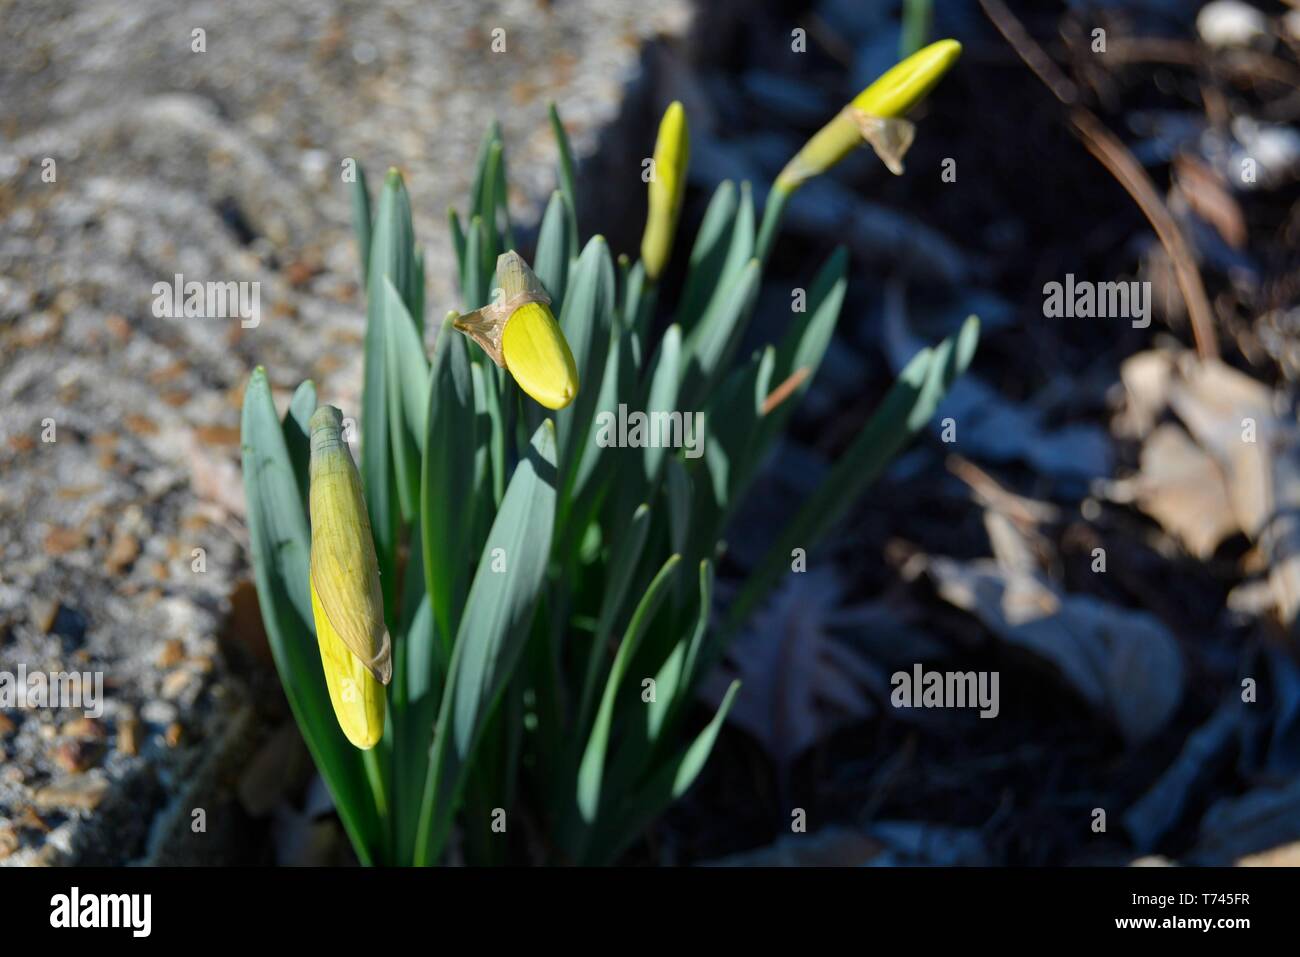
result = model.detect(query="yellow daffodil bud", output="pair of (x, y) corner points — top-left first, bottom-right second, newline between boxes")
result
(454, 250), (579, 410)
(640, 101), (690, 281)
(775, 39), (961, 192)
(307, 405), (390, 749)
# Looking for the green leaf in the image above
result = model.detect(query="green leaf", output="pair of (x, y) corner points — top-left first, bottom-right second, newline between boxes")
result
(479, 140), (503, 266)
(622, 259), (649, 331)
(282, 379), (317, 506)
(350, 163), (372, 287)
(665, 456), (692, 564)
(362, 170), (416, 612)
(242, 370), (312, 642)
(700, 344), (774, 525)
(421, 316), (477, 646)
(410, 246), (426, 335)
(577, 502), (652, 730)
(576, 553), (682, 825)
(493, 136), (515, 252)
(449, 208), (466, 286)
(648, 559), (713, 741)
(725, 315), (981, 635)
(665, 677), (740, 798)
(392, 592), (441, 865)
(755, 181), (791, 265)
(681, 240), (759, 390)
(641, 323), (682, 486)
(680, 182), (757, 404)
(680, 258), (762, 408)
(382, 278), (429, 521)
(570, 325), (623, 506)
(593, 678), (739, 865)
(714, 180), (756, 296)
(601, 555), (713, 812)
(385, 277), (430, 439)
(555, 236), (615, 500)
(369, 170), (417, 313)
(415, 420), (559, 864)
(534, 190), (571, 308)
(388, 523), (426, 860)
(240, 367), (382, 865)
(548, 103), (579, 259)
(676, 180), (737, 329)
(473, 350), (506, 507)
(761, 246), (848, 442)
(405, 595), (443, 709)
(676, 347), (770, 574)
(469, 121), (503, 226)
(463, 215), (487, 310)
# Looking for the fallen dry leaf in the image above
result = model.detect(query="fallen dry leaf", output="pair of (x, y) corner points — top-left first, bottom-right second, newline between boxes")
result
(1170, 357), (1300, 623)
(703, 570), (882, 776)
(1132, 424), (1238, 559)
(926, 513), (1184, 746)
(1174, 153), (1247, 249)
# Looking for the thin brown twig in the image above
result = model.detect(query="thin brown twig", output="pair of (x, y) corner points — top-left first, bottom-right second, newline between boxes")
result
(1069, 107), (1218, 359)
(1107, 37), (1300, 90)
(762, 366), (810, 416)
(1107, 35), (1300, 122)
(978, 0), (1219, 360)
(946, 453), (1061, 527)
(980, 0), (1079, 103)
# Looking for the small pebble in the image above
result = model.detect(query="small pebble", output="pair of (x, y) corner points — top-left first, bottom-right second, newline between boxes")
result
(104, 313), (131, 343)
(61, 717), (105, 740)
(104, 531), (140, 574)
(48, 606), (88, 642)
(17, 806), (48, 832)
(141, 700), (178, 725)
(156, 638), (185, 668)
(160, 669), (194, 700)
(123, 414), (159, 436)
(28, 598), (58, 633)
(116, 715), (141, 756)
(0, 825), (18, 860)
(1286, 9), (1300, 42)
(44, 526), (87, 555)
(1196, 1), (1271, 49)
(52, 738), (103, 773)
(32, 776), (109, 812)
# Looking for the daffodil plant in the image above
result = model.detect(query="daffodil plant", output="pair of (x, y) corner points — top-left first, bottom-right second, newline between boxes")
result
(241, 40), (976, 865)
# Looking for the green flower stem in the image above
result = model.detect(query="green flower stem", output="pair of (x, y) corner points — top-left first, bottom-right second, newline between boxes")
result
(362, 746), (391, 862)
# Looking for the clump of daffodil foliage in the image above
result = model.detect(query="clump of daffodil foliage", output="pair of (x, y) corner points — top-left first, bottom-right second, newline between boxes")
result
(241, 40), (976, 865)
